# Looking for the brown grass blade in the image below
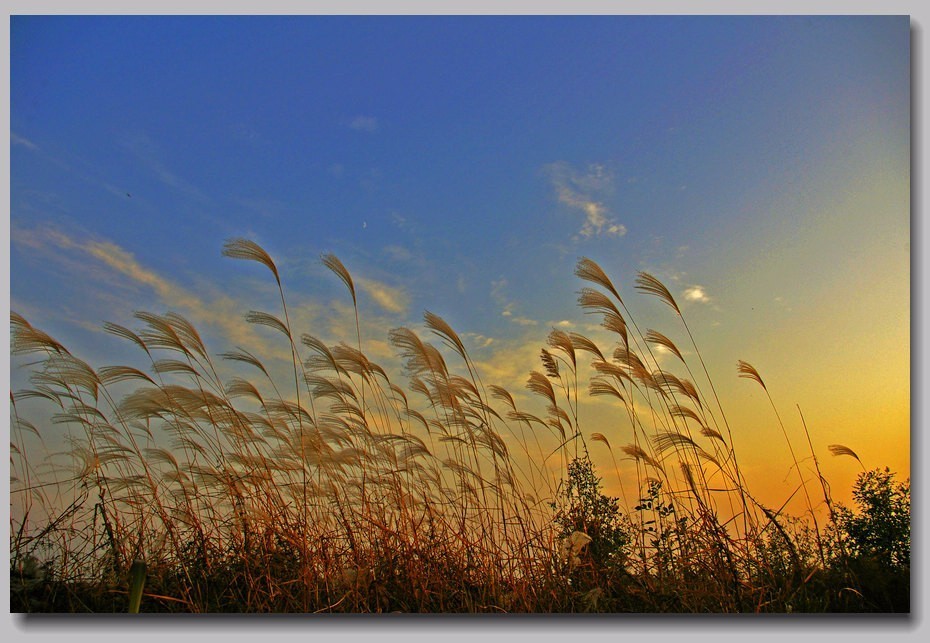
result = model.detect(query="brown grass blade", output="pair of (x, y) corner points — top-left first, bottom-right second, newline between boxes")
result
(424, 310), (467, 361)
(526, 371), (556, 403)
(645, 329), (684, 362)
(547, 330), (576, 368)
(10, 312), (70, 355)
(590, 432), (611, 450)
(222, 238), (280, 282)
(635, 272), (680, 315)
(568, 332), (605, 362)
(540, 348), (560, 379)
(737, 360), (767, 391)
(245, 310), (292, 339)
(828, 444), (863, 467)
(588, 377), (626, 402)
(621, 444), (661, 470)
(575, 257), (623, 303)
(321, 253), (357, 306)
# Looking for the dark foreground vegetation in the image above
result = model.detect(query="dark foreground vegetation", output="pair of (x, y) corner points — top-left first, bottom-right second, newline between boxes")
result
(10, 241), (909, 613)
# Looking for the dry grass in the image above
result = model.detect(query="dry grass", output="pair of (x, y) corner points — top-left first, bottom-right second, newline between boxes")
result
(9, 243), (906, 613)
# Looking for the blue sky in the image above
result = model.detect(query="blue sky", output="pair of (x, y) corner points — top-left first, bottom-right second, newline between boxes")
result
(9, 15), (910, 507)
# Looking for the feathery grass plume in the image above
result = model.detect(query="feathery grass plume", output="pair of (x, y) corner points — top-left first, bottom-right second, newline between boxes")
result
(222, 237), (280, 282)
(568, 332), (605, 362)
(588, 377), (626, 402)
(331, 343), (376, 379)
(488, 384), (516, 410)
(321, 253), (357, 306)
(736, 360), (767, 391)
(590, 432), (611, 449)
(700, 427), (726, 443)
(575, 257), (623, 303)
(599, 312), (629, 346)
(245, 310), (292, 339)
(645, 330), (684, 362)
(302, 335), (349, 377)
(97, 365), (157, 386)
(591, 360), (634, 386)
(654, 431), (722, 470)
(390, 327), (447, 376)
(627, 355), (658, 392)
(10, 312), (69, 355)
(635, 272), (680, 315)
(680, 461), (699, 497)
(576, 287), (622, 317)
(225, 378), (266, 405)
(304, 374), (358, 403)
(103, 321), (150, 354)
(652, 431), (700, 456)
(219, 347), (271, 378)
(526, 371), (557, 404)
(547, 406), (571, 438)
(447, 374), (480, 401)
(653, 371), (696, 406)
(424, 311), (468, 361)
(134, 311), (194, 357)
(678, 377), (702, 409)
(163, 312), (209, 360)
(152, 359), (201, 378)
(506, 409), (549, 428)
(828, 444), (865, 468)
(540, 349), (560, 379)
(547, 330), (576, 369)
(668, 405), (705, 427)
(613, 345), (648, 375)
(577, 288), (628, 344)
(621, 444), (662, 470)
(44, 354), (102, 399)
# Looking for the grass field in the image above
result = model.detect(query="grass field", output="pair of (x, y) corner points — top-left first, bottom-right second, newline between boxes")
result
(9, 240), (910, 613)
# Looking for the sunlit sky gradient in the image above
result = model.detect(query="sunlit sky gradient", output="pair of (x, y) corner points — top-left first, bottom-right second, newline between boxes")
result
(9, 15), (909, 512)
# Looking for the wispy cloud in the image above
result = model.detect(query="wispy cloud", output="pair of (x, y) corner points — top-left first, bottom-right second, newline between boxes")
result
(471, 334), (546, 395)
(682, 285), (710, 304)
(544, 161), (627, 240)
(11, 132), (38, 150)
(491, 277), (539, 326)
(510, 316), (538, 327)
(348, 115), (378, 132)
(357, 277), (409, 315)
(10, 224), (296, 361)
(383, 244), (413, 262)
(462, 332), (495, 349)
(119, 130), (211, 203)
(773, 295), (793, 313)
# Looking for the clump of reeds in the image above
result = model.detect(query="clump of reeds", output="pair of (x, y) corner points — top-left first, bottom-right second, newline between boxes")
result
(9, 240), (898, 612)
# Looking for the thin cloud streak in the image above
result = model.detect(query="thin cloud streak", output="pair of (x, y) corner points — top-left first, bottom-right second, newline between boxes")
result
(10, 225), (292, 361)
(11, 132), (38, 150)
(119, 130), (211, 204)
(544, 161), (627, 239)
(357, 277), (410, 315)
(348, 115), (378, 132)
